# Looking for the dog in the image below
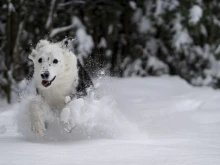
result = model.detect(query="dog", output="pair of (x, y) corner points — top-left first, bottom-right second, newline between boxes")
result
(28, 39), (93, 136)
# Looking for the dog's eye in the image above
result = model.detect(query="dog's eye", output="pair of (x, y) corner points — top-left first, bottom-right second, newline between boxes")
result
(53, 59), (58, 64)
(38, 58), (42, 63)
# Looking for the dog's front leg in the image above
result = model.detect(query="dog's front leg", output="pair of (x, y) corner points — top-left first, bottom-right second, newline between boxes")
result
(60, 103), (74, 132)
(29, 100), (46, 136)
(60, 96), (84, 132)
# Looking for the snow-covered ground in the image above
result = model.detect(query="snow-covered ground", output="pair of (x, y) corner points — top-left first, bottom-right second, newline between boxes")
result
(0, 76), (220, 165)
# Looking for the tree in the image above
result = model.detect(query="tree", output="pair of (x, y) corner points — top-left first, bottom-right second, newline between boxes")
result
(1, 0), (220, 103)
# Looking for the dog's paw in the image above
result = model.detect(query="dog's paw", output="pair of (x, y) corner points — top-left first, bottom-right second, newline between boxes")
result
(61, 107), (71, 124)
(63, 120), (76, 133)
(61, 107), (76, 133)
(31, 120), (46, 137)
(72, 98), (84, 110)
(65, 96), (71, 104)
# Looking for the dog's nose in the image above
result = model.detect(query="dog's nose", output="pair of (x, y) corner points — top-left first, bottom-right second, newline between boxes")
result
(41, 71), (49, 79)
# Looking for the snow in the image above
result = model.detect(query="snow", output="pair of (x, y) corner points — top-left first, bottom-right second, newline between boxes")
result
(50, 17), (82, 38)
(155, 0), (163, 16)
(98, 37), (107, 48)
(106, 49), (112, 57)
(147, 56), (169, 75)
(189, 44), (220, 86)
(132, 8), (142, 23)
(1, 77), (220, 165)
(172, 14), (192, 50)
(108, 24), (113, 34)
(154, 0), (179, 16)
(76, 28), (94, 58)
(71, 16), (84, 28)
(189, 5), (203, 24)
(49, 15), (94, 62)
(8, 2), (15, 13)
(45, 0), (56, 29)
(123, 58), (144, 76)
(129, 1), (137, 10)
(213, 16), (220, 27)
(139, 16), (152, 33)
(50, 24), (75, 38)
(200, 24), (207, 36)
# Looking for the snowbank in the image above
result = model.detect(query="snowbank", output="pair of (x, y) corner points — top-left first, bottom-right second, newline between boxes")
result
(0, 76), (220, 165)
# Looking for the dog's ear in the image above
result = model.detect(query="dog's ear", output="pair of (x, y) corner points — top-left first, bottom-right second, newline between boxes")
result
(60, 37), (74, 49)
(28, 49), (37, 61)
(36, 40), (50, 51)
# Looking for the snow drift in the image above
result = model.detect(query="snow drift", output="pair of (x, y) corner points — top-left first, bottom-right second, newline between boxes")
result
(0, 76), (220, 165)
(15, 78), (142, 141)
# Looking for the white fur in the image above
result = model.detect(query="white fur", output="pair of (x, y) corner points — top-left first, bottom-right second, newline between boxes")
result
(28, 40), (79, 136)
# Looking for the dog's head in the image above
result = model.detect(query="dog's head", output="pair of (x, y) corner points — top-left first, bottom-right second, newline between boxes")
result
(29, 40), (73, 88)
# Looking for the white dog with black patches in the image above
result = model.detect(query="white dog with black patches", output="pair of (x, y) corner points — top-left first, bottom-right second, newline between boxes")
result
(28, 39), (93, 136)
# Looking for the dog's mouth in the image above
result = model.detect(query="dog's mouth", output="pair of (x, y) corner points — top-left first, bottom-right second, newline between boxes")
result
(41, 76), (56, 87)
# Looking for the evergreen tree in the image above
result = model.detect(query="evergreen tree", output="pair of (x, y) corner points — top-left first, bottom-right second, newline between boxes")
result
(1, 0), (220, 103)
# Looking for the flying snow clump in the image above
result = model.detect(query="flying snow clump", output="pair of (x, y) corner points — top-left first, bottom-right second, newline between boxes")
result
(189, 5), (203, 24)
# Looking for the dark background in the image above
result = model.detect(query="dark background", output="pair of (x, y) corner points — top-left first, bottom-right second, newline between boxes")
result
(1, 0), (220, 103)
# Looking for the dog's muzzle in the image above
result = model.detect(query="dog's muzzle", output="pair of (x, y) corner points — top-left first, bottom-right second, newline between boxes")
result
(41, 71), (50, 79)
(41, 76), (56, 87)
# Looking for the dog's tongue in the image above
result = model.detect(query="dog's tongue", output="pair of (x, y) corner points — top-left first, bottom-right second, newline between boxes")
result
(41, 80), (49, 87)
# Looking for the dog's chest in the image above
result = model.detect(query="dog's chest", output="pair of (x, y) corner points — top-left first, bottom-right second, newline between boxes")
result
(40, 84), (73, 109)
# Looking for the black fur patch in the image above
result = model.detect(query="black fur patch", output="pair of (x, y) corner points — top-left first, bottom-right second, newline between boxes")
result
(76, 60), (93, 97)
